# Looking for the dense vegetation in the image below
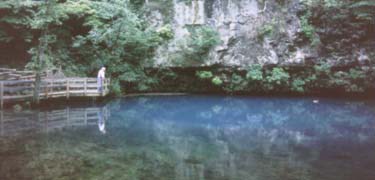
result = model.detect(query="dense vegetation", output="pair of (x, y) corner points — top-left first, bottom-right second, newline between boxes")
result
(0, 0), (374, 96)
(123, 63), (373, 95)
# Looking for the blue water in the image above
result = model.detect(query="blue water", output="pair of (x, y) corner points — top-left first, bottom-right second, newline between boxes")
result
(1, 95), (375, 180)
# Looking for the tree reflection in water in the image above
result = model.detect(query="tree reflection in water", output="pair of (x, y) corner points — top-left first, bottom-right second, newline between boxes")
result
(0, 95), (374, 180)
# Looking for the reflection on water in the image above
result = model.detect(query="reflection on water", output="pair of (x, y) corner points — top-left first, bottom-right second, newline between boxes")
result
(98, 110), (107, 134)
(0, 106), (109, 136)
(0, 95), (375, 180)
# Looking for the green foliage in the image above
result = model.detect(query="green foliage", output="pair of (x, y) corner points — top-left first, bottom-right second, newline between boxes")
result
(28, 0), (92, 29)
(177, 26), (220, 65)
(129, 0), (146, 9)
(246, 64), (263, 81)
(69, 0), (165, 92)
(266, 67), (290, 85)
(323, 0), (343, 8)
(314, 63), (331, 75)
(147, 0), (175, 23)
(300, 12), (315, 42)
(110, 79), (122, 96)
(188, 25), (220, 56)
(348, 68), (366, 80)
(291, 78), (306, 93)
(264, 67), (290, 91)
(0, 0), (98, 70)
(137, 75), (160, 91)
(157, 24), (174, 40)
(329, 71), (351, 88)
(257, 23), (274, 40)
(312, 63), (331, 86)
(231, 74), (244, 85)
(224, 73), (248, 93)
(196, 71), (213, 79)
(328, 68), (366, 92)
(0, 0), (168, 92)
(212, 76), (223, 86)
(0, 0), (374, 95)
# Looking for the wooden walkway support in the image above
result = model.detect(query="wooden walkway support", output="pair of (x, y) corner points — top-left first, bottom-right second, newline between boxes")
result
(0, 77), (110, 108)
(0, 106), (110, 136)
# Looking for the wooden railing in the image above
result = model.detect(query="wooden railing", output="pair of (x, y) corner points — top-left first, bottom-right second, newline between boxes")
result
(0, 68), (41, 81)
(0, 106), (110, 136)
(0, 78), (110, 108)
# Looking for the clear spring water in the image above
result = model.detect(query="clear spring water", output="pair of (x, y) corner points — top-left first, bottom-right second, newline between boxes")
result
(1, 95), (375, 180)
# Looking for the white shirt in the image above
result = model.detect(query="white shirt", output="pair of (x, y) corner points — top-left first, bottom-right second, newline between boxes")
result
(97, 69), (105, 79)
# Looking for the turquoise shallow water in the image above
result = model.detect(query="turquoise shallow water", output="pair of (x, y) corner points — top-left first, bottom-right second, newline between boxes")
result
(1, 95), (375, 180)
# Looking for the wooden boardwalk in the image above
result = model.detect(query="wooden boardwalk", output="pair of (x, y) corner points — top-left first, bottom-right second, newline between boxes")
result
(0, 68), (40, 80)
(0, 77), (110, 108)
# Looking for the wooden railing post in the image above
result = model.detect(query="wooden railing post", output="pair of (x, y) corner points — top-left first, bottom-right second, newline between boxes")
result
(66, 79), (70, 99)
(105, 79), (108, 93)
(84, 109), (87, 125)
(66, 107), (70, 125)
(0, 110), (3, 136)
(44, 112), (48, 133)
(84, 78), (87, 96)
(45, 80), (49, 99)
(103, 79), (106, 93)
(50, 79), (54, 98)
(0, 82), (4, 109)
(45, 81), (48, 99)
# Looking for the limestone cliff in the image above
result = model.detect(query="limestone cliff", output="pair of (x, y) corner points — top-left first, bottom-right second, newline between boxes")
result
(145, 0), (374, 67)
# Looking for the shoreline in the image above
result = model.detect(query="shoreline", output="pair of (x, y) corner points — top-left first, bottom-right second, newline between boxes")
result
(2, 91), (374, 110)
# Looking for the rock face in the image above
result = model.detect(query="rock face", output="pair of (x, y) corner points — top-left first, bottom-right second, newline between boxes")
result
(150, 0), (373, 67)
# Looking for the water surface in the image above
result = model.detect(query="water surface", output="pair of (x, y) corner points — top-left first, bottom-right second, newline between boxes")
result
(1, 95), (375, 180)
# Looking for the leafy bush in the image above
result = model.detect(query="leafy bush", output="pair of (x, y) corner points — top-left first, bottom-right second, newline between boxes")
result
(300, 12), (316, 42)
(109, 79), (122, 96)
(157, 24), (174, 40)
(263, 67), (290, 91)
(178, 26), (220, 64)
(246, 64), (263, 81)
(196, 71), (213, 79)
(266, 67), (290, 85)
(212, 76), (223, 86)
(70, 0), (165, 92)
(224, 73), (248, 93)
(0, 0), (171, 93)
(314, 63), (331, 76)
(327, 68), (366, 92)
(291, 78), (306, 93)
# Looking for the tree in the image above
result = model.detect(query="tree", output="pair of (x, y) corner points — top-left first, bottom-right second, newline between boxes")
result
(30, 0), (54, 104)
(72, 0), (166, 92)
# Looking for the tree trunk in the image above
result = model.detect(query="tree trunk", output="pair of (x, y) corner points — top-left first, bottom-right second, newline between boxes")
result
(33, 0), (51, 105)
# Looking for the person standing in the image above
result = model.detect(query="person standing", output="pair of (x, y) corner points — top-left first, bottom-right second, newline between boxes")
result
(97, 67), (106, 93)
